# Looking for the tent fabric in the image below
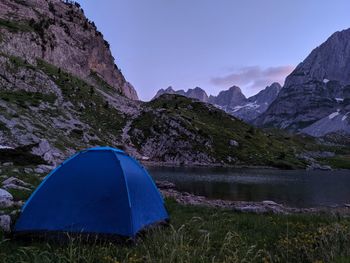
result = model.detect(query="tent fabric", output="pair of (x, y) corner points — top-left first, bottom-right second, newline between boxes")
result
(14, 147), (169, 237)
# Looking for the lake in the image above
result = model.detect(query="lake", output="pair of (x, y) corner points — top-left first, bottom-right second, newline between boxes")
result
(148, 166), (350, 208)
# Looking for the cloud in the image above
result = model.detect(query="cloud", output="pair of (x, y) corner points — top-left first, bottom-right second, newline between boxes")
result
(210, 65), (294, 92)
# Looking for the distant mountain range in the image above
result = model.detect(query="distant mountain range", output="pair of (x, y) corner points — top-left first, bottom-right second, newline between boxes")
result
(0, 0), (309, 168)
(154, 29), (350, 138)
(153, 83), (282, 123)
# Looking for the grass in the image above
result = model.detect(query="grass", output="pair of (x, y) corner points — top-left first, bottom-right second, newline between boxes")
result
(0, 19), (33, 33)
(1, 199), (350, 262)
(319, 155), (350, 169)
(89, 70), (117, 95)
(36, 59), (125, 138)
(131, 94), (350, 169)
(131, 95), (311, 168)
(0, 90), (57, 108)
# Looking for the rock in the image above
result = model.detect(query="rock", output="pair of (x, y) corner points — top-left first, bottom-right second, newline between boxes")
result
(306, 163), (332, 171)
(229, 140), (239, 147)
(209, 86), (247, 108)
(24, 168), (33, 174)
(3, 184), (31, 191)
(0, 0), (138, 100)
(255, 28), (350, 137)
(36, 165), (54, 173)
(14, 201), (25, 207)
(10, 210), (20, 216)
(0, 215), (11, 232)
(345, 204), (350, 208)
(156, 180), (176, 190)
(0, 189), (13, 208)
(34, 168), (45, 174)
(31, 140), (62, 165)
(2, 177), (31, 187)
(153, 86), (208, 102)
(262, 200), (279, 206)
(2, 162), (13, 167)
(234, 205), (270, 214)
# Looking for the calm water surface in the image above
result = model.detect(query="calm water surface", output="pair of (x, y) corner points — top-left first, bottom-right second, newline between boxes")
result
(148, 167), (350, 208)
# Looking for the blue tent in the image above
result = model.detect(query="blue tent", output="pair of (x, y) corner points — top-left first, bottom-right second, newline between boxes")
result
(14, 147), (169, 237)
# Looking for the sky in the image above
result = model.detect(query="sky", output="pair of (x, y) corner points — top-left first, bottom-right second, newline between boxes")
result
(77, 0), (350, 101)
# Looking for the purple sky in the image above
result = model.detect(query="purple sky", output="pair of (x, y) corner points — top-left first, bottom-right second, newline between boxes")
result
(77, 0), (350, 101)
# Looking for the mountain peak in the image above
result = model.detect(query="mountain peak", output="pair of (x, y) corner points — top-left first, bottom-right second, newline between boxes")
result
(256, 27), (350, 136)
(0, 0), (138, 100)
(285, 27), (350, 88)
(209, 86), (246, 107)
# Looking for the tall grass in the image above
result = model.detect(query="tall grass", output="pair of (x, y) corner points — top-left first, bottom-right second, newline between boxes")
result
(1, 200), (350, 262)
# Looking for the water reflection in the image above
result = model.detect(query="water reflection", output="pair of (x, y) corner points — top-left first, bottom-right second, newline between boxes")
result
(148, 166), (350, 208)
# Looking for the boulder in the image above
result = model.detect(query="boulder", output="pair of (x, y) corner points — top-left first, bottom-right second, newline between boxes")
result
(2, 177), (31, 187)
(3, 184), (31, 191)
(24, 168), (33, 174)
(0, 189), (13, 208)
(0, 215), (11, 232)
(229, 140), (239, 147)
(306, 163), (332, 171)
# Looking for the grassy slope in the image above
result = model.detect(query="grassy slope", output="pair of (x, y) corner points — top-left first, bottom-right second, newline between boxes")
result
(0, 54), (126, 152)
(1, 199), (350, 263)
(131, 94), (349, 169)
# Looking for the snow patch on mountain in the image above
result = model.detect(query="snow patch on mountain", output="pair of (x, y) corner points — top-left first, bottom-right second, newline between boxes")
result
(328, 111), (340, 119)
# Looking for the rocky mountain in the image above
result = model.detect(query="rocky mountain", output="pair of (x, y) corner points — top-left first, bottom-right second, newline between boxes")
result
(0, 0), (342, 170)
(0, 0), (138, 100)
(153, 86), (208, 102)
(255, 29), (350, 137)
(154, 84), (281, 123)
(208, 86), (246, 107)
(212, 83), (282, 122)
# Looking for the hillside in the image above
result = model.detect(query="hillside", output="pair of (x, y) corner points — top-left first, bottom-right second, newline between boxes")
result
(0, 0), (347, 170)
(153, 84), (282, 123)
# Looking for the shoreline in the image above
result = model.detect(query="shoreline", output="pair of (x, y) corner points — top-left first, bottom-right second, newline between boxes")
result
(143, 161), (283, 170)
(156, 180), (350, 216)
(142, 160), (349, 171)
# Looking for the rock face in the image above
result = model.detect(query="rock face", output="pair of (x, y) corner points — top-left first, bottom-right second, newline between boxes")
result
(208, 86), (247, 108)
(0, 0), (138, 100)
(214, 83), (282, 122)
(255, 29), (350, 136)
(0, 0), (143, 165)
(186, 87), (209, 102)
(153, 86), (208, 102)
(153, 84), (282, 123)
(0, 0), (316, 168)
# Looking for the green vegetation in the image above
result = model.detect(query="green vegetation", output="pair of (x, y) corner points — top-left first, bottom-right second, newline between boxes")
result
(89, 70), (116, 94)
(319, 155), (350, 169)
(36, 59), (125, 137)
(131, 95), (310, 168)
(0, 19), (33, 32)
(0, 90), (56, 108)
(1, 200), (350, 262)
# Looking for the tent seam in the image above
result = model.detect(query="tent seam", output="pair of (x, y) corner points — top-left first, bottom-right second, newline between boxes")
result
(112, 151), (134, 237)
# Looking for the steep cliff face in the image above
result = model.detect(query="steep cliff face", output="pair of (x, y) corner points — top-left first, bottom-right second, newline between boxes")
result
(208, 86), (246, 108)
(0, 0), (138, 100)
(256, 29), (350, 136)
(0, 0), (339, 168)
